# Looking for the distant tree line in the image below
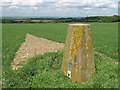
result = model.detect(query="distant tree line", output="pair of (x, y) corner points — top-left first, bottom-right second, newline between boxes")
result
(2, 15), (120, 23)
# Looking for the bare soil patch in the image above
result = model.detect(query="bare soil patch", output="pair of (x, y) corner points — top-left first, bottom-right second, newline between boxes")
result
(11, 34), (65, 70)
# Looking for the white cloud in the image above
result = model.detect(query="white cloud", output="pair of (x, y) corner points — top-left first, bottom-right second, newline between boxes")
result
(2, 0), (118, 8)
(2, 0), (119, 17)
(109, 3), (118, 8)
(10, 0), (42, 6)
(9, 6), (19, 8)
(93, 2), (105, 7)
(84, 8), (92, 10)
(102, 8), (107, 11)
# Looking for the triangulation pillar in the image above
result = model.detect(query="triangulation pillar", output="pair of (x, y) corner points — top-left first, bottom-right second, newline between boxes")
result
(62, 24), (95, 82)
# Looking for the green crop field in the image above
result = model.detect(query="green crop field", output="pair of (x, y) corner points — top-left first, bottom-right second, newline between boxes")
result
(2, 23), (118, 88)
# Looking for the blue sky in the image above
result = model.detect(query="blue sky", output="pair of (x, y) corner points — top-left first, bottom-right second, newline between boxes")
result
(1, 0), (119, 17)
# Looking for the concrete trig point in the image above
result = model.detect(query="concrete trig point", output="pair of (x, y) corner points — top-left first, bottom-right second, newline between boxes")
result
(62, 24), (95, 82)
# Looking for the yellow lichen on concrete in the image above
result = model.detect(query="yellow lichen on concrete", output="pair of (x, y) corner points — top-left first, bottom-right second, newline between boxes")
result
(70, 48), (76, 56)
(70, 26), (83, 57)
(73, 26), (83, 37)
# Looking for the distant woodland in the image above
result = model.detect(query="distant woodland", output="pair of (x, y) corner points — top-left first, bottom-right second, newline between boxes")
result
(2, 15), (120, 23)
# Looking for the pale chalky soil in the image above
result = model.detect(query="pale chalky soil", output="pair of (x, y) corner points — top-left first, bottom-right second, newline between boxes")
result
(11, 34), (65, 70)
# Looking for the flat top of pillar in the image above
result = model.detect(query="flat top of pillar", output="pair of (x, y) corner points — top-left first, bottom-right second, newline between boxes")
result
(69, 24), (90, 26)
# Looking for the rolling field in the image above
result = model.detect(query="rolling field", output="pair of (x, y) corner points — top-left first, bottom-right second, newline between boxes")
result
(2, 23), (118, 88)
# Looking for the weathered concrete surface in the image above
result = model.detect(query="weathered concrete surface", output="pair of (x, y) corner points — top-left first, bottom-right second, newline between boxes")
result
(62, 24), (95, 82)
